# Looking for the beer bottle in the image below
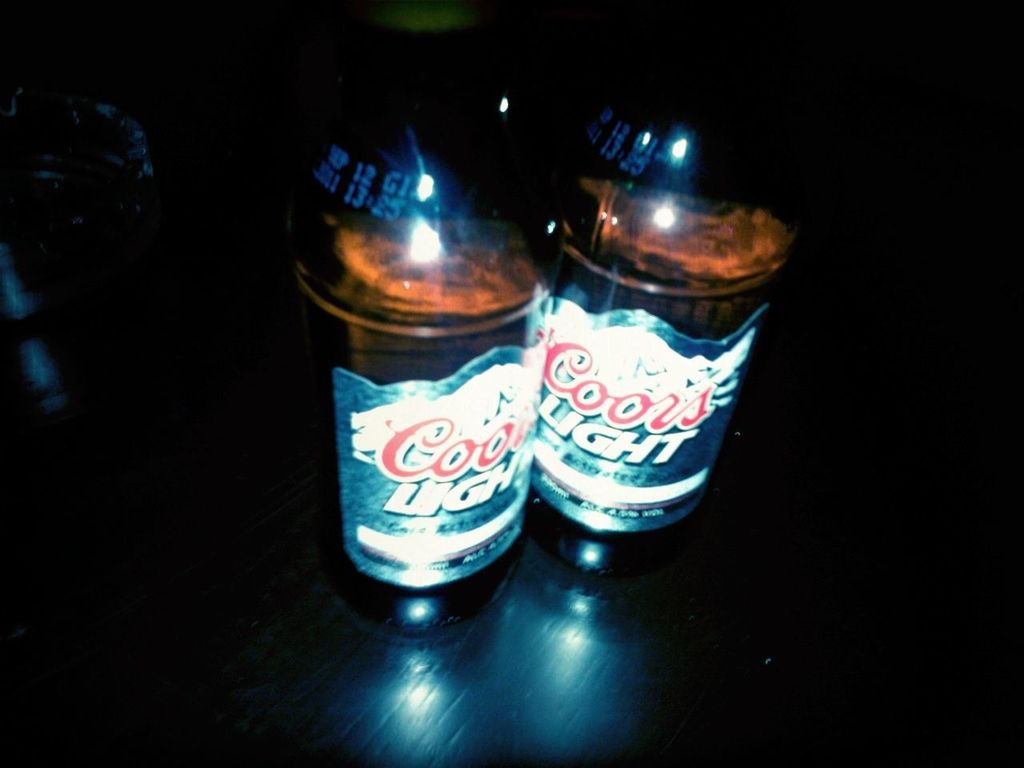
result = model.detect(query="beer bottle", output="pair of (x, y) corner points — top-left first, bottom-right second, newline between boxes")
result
(289, 2), (559, 625)
(528, 86), (799, 573)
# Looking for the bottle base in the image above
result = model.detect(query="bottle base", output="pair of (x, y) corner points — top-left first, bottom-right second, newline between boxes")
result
(527, 493), (703, 575)
(317, 518), (523, 629)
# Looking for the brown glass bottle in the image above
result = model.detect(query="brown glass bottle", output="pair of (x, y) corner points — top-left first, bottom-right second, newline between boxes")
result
(526, 99), (798, 574)
(289, 8), (559, 626)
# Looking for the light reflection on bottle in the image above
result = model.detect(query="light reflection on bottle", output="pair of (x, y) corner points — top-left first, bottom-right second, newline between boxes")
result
(409, 220), (442, 263)
(416, 173), (434, 202)
(389, 569), (446, 593)
(404, 599), (435, 624)
(670, 137), (689, 160)
(579, 543), (603, 567)
(652, 205), (676, 229)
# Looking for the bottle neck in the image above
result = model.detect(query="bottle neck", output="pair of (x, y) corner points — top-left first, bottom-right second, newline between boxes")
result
(343, 0), (497, 33)
(336, 18), (506, 94)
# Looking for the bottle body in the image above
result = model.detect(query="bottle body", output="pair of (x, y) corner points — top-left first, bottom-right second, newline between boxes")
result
(529, 105), (797, 572)
(289, 19), (558, 623)
(295, 209), (546, 575)
(300, 273), (543, 624)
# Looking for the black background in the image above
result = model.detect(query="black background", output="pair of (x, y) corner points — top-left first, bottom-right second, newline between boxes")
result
(1, 2), (1017, 763)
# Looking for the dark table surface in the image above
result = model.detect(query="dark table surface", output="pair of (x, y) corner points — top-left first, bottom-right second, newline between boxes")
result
(1, 3), (1017, 763)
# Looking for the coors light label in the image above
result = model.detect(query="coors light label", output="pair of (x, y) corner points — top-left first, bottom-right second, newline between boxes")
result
(533, 297), (766, 532)
(333, 347), (539, 588)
